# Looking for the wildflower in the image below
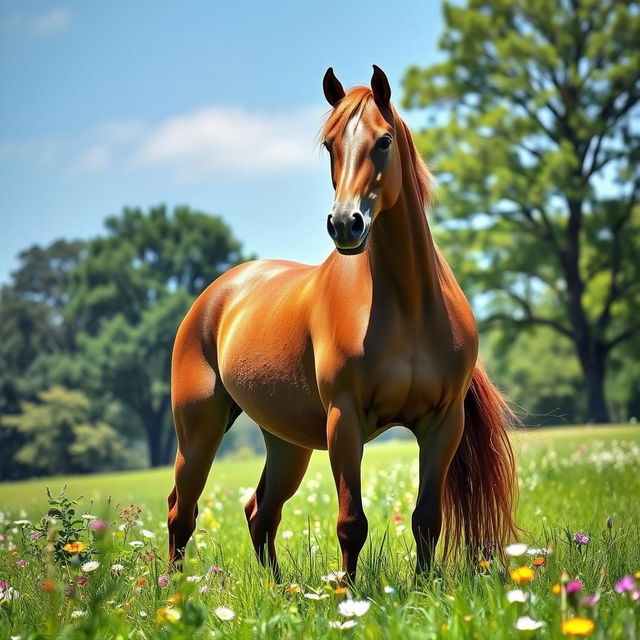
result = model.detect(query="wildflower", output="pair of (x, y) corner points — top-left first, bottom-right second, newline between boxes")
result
(15, 560), (27, 568)
(393, 513), (403, 522)
(286, 584), (301, 594)
(139, 610), (147, 617)
(526, 547), (553, 556)
(76, 576), (88, 587)
(209, 565), (222, 574)
(0, 587), (20, 604)
(304, 592), (329, 600)
(81, 514), (97, 521)
(137, 578), (146, 587)
(506, 589), (528, 603)
(70, 610), (86, 619)
(580, 593), (600, 607)
(505, 543), (528, 557)
(510, 567), (535, 584)
(168, 594), (182, 605)
(158, 576), (169, 587)
(479, 559), (491, 568)
(383, 585), (396, 595)
(214, 606), (235, 621)
(41, 580), (56, 593)
(111, 564), (124, 573)
(516, 616), (545, 631)
(186, 575), (201, 583)
(63, 541), (87, 554)
(329, 620), (358, 629)
(338, 599), (371, 617)
(140, 529), (155, 539)
(562, 617), (595, 635)
(89, 520), (108, 533)
(615, 576), (636, 593)
(81, 561), (100, 573)
(199, 585), (209, 594)
(29, 532), (41, 540)
(129, 541), (144, 548)
(533, 557), (546, 566)
(156, 606), (181, 624)
(567, 580), (582, 595)
(552, 583), (561, 594)
(335, 587), (347, 596)
(322, 571), (346, 583)
(282, 530), (293, 539)
(573, 532), (590, 545)
(12, 520), (30, 526)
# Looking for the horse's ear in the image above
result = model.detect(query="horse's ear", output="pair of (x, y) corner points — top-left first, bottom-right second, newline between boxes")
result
(371, 65), (391, 108)
(323, 67), (345, 107)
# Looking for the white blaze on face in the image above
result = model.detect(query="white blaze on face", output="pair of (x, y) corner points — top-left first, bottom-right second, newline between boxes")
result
(336, 111), (368, 212)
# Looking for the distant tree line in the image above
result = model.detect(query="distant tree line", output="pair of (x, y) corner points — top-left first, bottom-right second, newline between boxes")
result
(0, 206), (260, 480)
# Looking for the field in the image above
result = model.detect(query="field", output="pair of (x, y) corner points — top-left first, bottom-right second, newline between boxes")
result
(1, 425), (639, 639)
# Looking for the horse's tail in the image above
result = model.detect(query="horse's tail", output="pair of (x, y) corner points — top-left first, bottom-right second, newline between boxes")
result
(442, 364), (519, 561)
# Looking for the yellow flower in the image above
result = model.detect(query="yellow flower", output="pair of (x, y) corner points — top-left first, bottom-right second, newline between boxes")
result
(562, 617), (595, 635)
(479, 560), (491, 568)
(286, 584), (301, 594)
(167, 594), (182, 605)
(155, 606), (181, 624)
(63, 541), (87, 554)
(510, 567), (535, 584)
(334, 587), (347, 596)
(552, 583), (561, 594)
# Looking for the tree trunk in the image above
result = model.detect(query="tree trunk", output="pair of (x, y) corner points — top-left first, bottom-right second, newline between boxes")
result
(577, 342), (610, 424)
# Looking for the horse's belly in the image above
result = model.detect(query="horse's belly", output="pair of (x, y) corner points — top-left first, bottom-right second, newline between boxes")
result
(218, 325), (328, 449)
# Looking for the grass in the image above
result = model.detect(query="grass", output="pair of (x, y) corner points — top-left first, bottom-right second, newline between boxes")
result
(0, 424), (639, 638)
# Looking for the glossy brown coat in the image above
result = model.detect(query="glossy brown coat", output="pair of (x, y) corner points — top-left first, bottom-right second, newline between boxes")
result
(168, 67), (517, 580)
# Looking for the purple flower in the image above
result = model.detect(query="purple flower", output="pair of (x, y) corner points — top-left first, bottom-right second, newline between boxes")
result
(0, 581), (7, 589)
(566, 580), (582, 595)
(89, 520), (108, 533)
(615, 576), (636, 593)
(29, 532), (41, 540)
(158, 575), (169, 587)
(580, 593), (600, 607)
(209, 565), (222, 574)
(16, 560), (27, 568)
(573, 532), (590, 545)
(76, 576), (88, 587)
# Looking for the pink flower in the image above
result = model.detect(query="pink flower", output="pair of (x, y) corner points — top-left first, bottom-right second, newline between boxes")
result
(200, 585), (209, 594)
(16, 560), (27, 568)
(209, 565), (222, 574)
(29, 532), (41, 540)
(580, 593), (600, 606)
(89, 520), (108, 533)
(0, 581), (7, 589)
(573, 532), (590, 545)
(615, 576), (636, 593)
(76, 576), (88, 587)
(158, 575), (169, 587)
(566, 580), (582, 595)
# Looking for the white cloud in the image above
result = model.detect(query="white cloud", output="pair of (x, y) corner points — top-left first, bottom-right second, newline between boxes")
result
(131, 105), (325, 179)
(5, 9), (72, 35)
(76, 145), (110, 172)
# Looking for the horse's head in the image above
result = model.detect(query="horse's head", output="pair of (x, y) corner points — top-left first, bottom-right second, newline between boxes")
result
(321, 66), (403, 255)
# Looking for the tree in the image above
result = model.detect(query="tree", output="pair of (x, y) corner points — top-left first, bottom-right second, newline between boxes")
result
(403, 0), (640, 422)
(70, 205), (250, 465)
(1, 386), (126, 477)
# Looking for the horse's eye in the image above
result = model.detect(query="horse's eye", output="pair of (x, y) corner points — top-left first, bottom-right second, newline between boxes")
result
(376, 135), (392, 150)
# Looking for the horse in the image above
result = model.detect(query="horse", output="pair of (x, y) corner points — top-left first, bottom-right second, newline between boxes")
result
(167, 66), (517, 581)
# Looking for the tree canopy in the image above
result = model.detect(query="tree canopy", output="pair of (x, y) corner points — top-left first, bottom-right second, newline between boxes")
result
(403, 0), (640, 421)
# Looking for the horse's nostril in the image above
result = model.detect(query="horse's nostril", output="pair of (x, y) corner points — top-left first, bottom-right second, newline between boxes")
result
(350, 212), (365, 238)
(327, 214), (338, 239)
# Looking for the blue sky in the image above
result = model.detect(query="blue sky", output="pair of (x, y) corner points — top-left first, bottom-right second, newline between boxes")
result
(0, 1), (442, 284)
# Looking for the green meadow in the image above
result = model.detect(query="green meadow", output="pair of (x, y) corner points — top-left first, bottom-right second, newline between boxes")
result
(1, 424), (639, 639)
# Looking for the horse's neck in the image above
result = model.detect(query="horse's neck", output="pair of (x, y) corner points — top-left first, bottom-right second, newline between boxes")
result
(367, 152), (440, 318)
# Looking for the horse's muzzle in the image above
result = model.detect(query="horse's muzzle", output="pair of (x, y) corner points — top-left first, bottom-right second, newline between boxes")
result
(327, 210), (370, 254)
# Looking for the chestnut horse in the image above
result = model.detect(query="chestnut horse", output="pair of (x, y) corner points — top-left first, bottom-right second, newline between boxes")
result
(168, 66), (517, 580)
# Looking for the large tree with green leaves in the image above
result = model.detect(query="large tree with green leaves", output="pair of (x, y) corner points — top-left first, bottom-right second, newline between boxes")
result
(70, 205), (250, 466)
(403, 0), (640, 422)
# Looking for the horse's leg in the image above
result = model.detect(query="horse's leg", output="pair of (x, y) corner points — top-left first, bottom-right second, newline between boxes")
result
(168, 390), (236, 566)
(245, 429), (312, 580)
(326, 402), (367, 582)
(412, 403), (464, 574)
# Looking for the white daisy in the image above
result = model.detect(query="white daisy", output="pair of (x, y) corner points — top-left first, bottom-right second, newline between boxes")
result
(516, 616), (545, 631)
(214, 606), (235, 621)
(338, 599), (370, 617)
(505, 543), (529, 557)
(82, 561), (100, 572)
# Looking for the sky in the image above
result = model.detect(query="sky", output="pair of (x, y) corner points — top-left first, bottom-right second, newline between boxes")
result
(0, 1), (443, 285)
